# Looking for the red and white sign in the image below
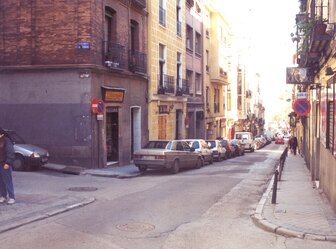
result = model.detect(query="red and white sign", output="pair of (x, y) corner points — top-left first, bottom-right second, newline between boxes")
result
(90, 98), (105, 114)
(293, 98), (311, 116)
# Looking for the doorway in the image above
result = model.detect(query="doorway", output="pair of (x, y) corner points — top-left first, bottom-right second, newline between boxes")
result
(131, 107), (141, 157)
(175, 109), (183, 139)
(106, 110), (119, 162)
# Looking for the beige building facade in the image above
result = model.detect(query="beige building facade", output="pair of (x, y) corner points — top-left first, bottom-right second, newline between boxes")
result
(147, 0), (188, 140)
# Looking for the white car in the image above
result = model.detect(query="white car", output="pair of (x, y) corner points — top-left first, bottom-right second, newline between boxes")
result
(206, 140), (227, 161)
(4, 129), (50, 171)
(182, 139), (213, 165)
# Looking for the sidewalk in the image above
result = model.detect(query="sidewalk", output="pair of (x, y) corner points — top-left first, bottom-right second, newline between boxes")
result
(252, 153), (336, 241)
(44, 163), (141, 178)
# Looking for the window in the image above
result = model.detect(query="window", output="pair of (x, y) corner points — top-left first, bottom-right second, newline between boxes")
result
(214, 88), (220, 113)
(187, 70), (193, 94)
(159, 44), (166, 88)
(104, 7), (116, 43)
(206, 50), (209, 72)
(206, 87), (210, 111)
(176, 0), (182, 36)
(195, 73), (201, 94)
(159, 0), (166, 26)
(227, 84), (231, 111)
(195, 32), (202, 55)
(130, 20), (139, 51)
(326, 76), (336, 156)
(186, 25), (193, 51)
(176, 52), (182, 88)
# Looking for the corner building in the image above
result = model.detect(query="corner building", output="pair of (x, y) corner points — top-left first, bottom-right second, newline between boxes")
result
(0, 0), (149, 168)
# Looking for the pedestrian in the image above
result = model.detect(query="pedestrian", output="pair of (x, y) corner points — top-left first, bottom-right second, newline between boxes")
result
(0, 127), (16, 204)
(291, 136), (298, 155)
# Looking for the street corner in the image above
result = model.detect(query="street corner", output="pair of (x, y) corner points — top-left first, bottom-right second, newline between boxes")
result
(0, 194), (95, 234)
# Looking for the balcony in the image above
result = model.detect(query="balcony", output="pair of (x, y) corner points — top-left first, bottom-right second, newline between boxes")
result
(129, 50), (147, 74)
(157, 74), (174, 94)
(103, 41), (127, 70)
(131, 0), (146, 9)
(176, 79), (189, 96)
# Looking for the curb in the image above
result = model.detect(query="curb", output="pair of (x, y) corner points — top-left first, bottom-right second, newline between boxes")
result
(0, 197), (95, 234)
(252, 174), (336, 242)
(82, 170), (143, 179)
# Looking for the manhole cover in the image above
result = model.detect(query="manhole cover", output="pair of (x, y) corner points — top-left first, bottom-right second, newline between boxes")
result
(116, 222), (155, 232)
(68, 187), (98, 192)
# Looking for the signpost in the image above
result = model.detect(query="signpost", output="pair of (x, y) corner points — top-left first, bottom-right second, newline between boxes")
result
(293, 98), (311, 116)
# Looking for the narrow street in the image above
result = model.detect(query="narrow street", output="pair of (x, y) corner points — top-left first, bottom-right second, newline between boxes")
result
(0, 144), (335, 249)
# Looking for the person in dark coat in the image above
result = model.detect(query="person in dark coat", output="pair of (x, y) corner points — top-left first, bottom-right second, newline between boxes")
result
(291, 136), (298, 155)
(0, 127), (16, 204)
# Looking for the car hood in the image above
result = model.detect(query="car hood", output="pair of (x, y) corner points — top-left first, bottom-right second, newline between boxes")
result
(14, 144), (49, 156)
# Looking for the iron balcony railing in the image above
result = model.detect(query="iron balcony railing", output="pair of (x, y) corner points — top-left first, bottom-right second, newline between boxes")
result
(158, 74), (174, 94)
(175, 79), (189, 96)
(131, 0), (146, 9)
(129, 49), (147, 74)
(103, 41), (127, 70)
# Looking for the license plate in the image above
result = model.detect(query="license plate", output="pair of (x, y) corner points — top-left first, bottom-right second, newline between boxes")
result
(142, 156), (155, 160)
(41, 157), (48, 162)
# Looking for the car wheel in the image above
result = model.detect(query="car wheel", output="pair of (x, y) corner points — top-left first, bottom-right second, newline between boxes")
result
(195, 157), (202, 169)
(170, 160), (180, 174)
(12, 155), (26, 171)
(137, 165), (147, 172)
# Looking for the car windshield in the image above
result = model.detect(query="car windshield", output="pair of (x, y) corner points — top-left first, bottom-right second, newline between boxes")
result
(221, 140), (228, 146)
(235, 134), (242, 139)
(5, 130), (26, 144)
(144, 141), (169, 149)
(207, 141), (216, 148)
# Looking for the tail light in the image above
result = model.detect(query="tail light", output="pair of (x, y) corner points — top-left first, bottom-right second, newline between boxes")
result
(133, 154), (141, 159)
(155, 155), (166, 160)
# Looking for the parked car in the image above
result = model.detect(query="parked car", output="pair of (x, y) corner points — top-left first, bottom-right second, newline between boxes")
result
(182, 139), (213, 164)
(206, 140), (227, 161)
(133, 140), (203, 174)
(234, 131), (255, 152)
(4, 129), (50, 171)
(275, 136), (285, 144)
(218, 139), (235, 159)
(230, 139), (245, 156)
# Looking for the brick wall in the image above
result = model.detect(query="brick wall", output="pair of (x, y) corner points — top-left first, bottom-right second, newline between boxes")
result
(0, 0), (147, 67)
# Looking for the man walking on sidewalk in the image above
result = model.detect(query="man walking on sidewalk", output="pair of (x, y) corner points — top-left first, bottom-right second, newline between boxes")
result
(291, 136), (298, 155)
(0, 128), (16, 204)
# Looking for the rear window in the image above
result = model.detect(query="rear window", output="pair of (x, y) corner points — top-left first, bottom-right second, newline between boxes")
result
(235, 134), (242, 139)
(144, 141), (169, 149)
(221, 140), (228, 146)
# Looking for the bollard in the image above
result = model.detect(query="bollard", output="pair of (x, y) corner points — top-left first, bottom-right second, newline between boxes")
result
(271, 170), (279, 204)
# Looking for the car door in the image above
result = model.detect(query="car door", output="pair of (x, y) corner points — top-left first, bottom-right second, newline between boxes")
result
(175, 141), (187, 168)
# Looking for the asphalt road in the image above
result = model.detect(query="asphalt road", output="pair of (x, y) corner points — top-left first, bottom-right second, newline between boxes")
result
(1, 143), (334, 249)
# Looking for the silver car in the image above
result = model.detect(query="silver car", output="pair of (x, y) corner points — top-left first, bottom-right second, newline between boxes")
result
(206, 140), (227, 161)
(133, 140), (203, 174)
(4, 129), (50, 171)
(182, 139), (213, 165)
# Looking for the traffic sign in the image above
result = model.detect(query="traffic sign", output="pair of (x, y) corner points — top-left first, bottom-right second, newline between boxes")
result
(293, 98), (311, 116)
(90, 98), (105, 114)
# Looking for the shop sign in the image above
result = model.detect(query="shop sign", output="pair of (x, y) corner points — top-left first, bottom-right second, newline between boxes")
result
(102, 86), (125, 103)
(296, 92), (308, 99)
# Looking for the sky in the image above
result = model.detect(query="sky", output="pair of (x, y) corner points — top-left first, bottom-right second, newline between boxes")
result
(221, 0), (300, 121)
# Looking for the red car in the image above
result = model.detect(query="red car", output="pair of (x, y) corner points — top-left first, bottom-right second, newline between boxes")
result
(275, 137), (285, 144)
